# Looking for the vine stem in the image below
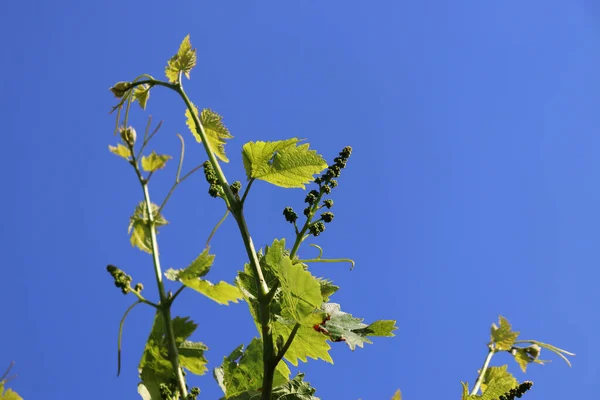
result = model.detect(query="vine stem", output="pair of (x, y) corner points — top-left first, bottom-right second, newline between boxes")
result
(126, 77), (278, 399)
(173, 81), (275, 399)
(141, 182), (188, 398)
(471, 345), (496, 395)
(128, 140), (187, 397)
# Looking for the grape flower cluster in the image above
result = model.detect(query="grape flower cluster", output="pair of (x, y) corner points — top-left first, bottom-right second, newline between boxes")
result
(283, 146), (352, 237)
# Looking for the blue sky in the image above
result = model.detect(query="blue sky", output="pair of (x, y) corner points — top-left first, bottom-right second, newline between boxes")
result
(0, 1), (597, 399)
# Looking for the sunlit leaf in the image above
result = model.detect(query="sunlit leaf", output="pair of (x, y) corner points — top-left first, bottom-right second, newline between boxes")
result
(214, 338), (290, 398)
(242, 139), (327, 188)
(165, 34), (197, 83)
(128, 202), (168, 254)
(179, 340), (209, 376)
(318, 303), (397, 351)
(141, 151), (171, 172)
(272, 319), (332, 366)
(133, 84), (150, 110)
(109, 143), (131, 160)
(490, 316), (519, 351)
(185, 105), (233, 162)
(181, 278), (242, 306)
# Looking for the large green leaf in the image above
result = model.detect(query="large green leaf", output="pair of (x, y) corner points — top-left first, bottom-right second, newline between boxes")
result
(272, 319), (333, 366)
(242, 139), (327, 188)
(276, 257), (322, 324)
(137, 313), (207, 399)
(317, 303), (397, 351)
(480, 365), (516, 394)
(165, 34), (197, 83)
(186, 105), (233, 162)
(214, 338), (290, 398)
(490, 316), (519, 351)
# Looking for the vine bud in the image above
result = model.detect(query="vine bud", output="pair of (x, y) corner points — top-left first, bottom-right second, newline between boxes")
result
(120, 126), (137, 147)
(323, 199), (334, 209)
(110, 81), (131, 98)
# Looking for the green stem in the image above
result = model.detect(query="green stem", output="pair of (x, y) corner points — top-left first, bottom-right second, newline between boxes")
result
(134, 77), (276, 399)
(275, 323), (301, 365)
(172, 82), (275, 399)
(471, 345), (496, 395)
(141, 182), (188, 397)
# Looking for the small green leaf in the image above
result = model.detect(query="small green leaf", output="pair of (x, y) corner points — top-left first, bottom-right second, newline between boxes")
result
(0, 386), (23, 400)
(391, 389), (402, 400)
(461, 382), (470, 400)
(133, 84), (151, 110)
(109, 143), (131, 160)
(128, 202), (168, 254)
(165, 34), (197, 83)
(490, 316), (519, 351)
(141, 151), (171, 172)
(181, 278), (243, 305)
(318, 303), (397, 351)
(179, 340), (209, 376)
(355, 320), (398, 337)
(165, 248), (215, 281)
(318, 278), (339, 302)
(242, 139), (328, 188)
(185, 105), (233, 162)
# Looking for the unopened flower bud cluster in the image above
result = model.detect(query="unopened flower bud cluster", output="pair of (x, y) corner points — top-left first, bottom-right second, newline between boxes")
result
(283, 146), (352, 237)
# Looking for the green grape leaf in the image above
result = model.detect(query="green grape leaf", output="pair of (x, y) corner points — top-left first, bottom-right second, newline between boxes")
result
(185, 105), (233, 162)
(179, 340), (209, 376)
(242, 138), (300, 180)
(165, 34), (197, 83)
(165, 248), (215, 281)
(271, 373), (319, 400)
(354, 320), (398, 337)
(318, 278), (339, 302)
(242, 139), (328, 188)
(0, 385), (23, 400)
(109, 143), (131, 160)
(490, 316), (519, 351)
(181, 278), (243, 305)
(133, 84), (150, 110)
(480, 365), (516, 393)
(138, 314), (201, 398)
(214, 338), (290, 398)
(462, 374), (520, 400)
(138, 313), (178, 399)
(318, 303), (397, 351)
(272, 319), (333, 366)
(512, 345), (544, 372)
(128, 202), (168, 254)
(141, 151), (171, 172)
(461, 382), (470, 400)
(276, 257), (322, 323)
(222, 373), (320, 400)
(391, 389), (402, 400)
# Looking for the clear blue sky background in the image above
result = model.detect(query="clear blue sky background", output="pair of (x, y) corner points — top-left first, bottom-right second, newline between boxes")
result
(0, 1), (597, 399)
